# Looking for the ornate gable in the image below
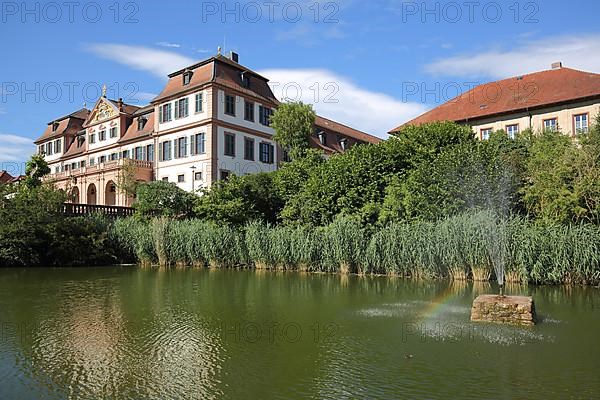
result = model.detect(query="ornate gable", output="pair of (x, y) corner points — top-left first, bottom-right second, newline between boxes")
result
(84, 97), (120, 127)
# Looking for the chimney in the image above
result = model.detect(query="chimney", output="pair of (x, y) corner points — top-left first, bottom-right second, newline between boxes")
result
(118, 98), (123, 111)
(230, 51), (239, 63)
(551, 62), (563, 70)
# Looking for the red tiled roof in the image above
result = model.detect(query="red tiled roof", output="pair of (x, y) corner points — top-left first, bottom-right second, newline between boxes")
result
(9, 175), (25, 183)
(152, 60), (215, 103)
(152, 55), (278, 104)
(107, 98), (141, 115)
(34, 108), (89, 144)
(315, 115), (381, 144)
(391, 67), (600, 133)
(62, 136), (86, 159)
(119, 110), (155, 144)
(0, 170), (14, 183)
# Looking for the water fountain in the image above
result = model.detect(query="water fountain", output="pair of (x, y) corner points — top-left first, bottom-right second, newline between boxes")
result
(470, 214), (536, 326)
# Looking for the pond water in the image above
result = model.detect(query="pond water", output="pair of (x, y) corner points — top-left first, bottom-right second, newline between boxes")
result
(0, 267), (599, 399)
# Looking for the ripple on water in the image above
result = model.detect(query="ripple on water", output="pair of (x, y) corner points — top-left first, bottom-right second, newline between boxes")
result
(356, 301), (554, 346)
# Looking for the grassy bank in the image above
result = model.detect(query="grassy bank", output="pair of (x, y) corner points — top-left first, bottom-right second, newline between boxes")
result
(112, 211), (600, 286)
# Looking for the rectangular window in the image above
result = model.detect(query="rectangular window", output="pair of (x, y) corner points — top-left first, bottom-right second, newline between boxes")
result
(162, 177), (169, 182)
(175, 137), (188, 159)
(178, 174), (185, 183)
(89, 134), (96, 144)
(135, 147), (144, 160)
(259, 142), (274, 164)
(192, 133), (206, 155)
(259, 106), (272, 126)
(99, 130), (106, 141)
(225, 94), (236, 116)
(195, 93), (203, 113)
(46, 142), (53, 156)
(99, 155), (107, 164)
(137, 117), (146, 131)
(174, 98), (189, 119)
(220, 170), (231, 181)
(224, 133), (236, 156)
(160, 141), (172, 161)
(159, 103), (172, 123)
(244, 137), (255, 160)
(183, 72), (192, 86)
(506, 124), (519, 140)
(480, 128), (492, 140)
(122, 150), (130, 159)
(54, 139), (62, 154)
(146, 144), (154, 162)
(195, 172), (203, 181)
(89, 158), (95, 166)
(244, 101), (255, 122)
(110, 127), (118, 138)
(110, 153), (118, 161)
(544, 118), (558, 132)
(574, 114), (589, 134)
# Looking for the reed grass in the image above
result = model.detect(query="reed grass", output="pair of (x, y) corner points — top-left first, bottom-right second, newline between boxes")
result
(112, 212), (600, 285)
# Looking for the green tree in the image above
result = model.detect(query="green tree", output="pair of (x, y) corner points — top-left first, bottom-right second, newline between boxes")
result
(270, 101), (316, 158)
(195, 173), (283, 225)
(23, 154), (51, 189)
(134, 181), (197, 219)
(521, 129), (578, 223)
(117, 160), (141, 201)
(282, 121), (476, 226)
(571, 115), (600, 223)
(384, 140), (517, 222)
(272, 148), (324, 203)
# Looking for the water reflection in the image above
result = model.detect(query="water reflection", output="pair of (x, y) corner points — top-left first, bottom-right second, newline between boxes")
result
(0, 268), (599, 399)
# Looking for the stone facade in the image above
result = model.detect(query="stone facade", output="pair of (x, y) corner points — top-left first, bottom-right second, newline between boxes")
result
(470, 295), (536, 326)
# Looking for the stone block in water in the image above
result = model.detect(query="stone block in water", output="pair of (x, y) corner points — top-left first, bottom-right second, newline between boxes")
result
(471, 295), (536, 326)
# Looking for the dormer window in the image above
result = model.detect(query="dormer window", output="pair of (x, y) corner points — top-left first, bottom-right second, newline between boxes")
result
(317, 130), (327, 146)
(52, 122), (59, 131)
(137, 117), (147, 131)
(339, 137), (348, 151)
(183, 70), (193, 86)
(240, 72), (250, 88)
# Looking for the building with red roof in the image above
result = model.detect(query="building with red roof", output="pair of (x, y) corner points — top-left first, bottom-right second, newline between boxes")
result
(390, 63), (600, 140)
(34, 51), (380, 206)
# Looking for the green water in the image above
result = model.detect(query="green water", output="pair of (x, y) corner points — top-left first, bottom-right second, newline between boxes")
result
(0, 267), (599, 399)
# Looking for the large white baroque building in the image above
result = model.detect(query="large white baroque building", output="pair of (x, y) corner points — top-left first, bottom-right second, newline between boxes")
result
(35, 52), (380, 206)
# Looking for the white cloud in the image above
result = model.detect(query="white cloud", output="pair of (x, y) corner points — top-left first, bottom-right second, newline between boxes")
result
(85, 43), (425, 135)
(260, 68), (427, 137)
(425, 34), (600, 79)
(156, 41), (181, 48)
(86, 43), (196, 78)
(131, 92), (158, 104)
(0, 134), (35, 169)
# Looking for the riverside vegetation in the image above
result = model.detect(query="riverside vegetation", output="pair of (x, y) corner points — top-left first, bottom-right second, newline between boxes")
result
(3, 103), (600, 285)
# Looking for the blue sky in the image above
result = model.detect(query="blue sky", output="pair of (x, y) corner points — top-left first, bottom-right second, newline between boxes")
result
(1, 0), (599, 174)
